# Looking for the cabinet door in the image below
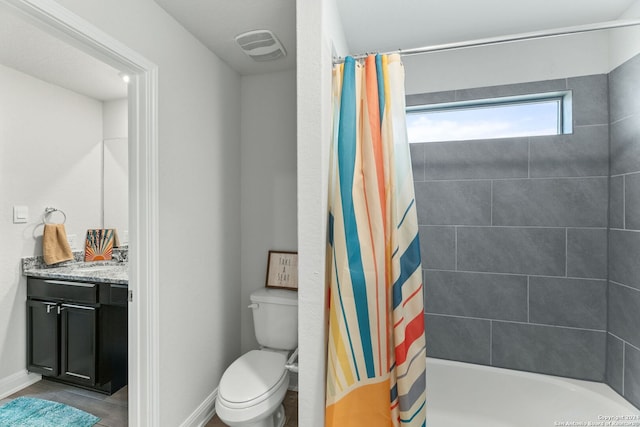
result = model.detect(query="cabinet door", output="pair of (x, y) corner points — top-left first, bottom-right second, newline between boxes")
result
(59, 304), (97, 386)
(27, 300), (60, 376)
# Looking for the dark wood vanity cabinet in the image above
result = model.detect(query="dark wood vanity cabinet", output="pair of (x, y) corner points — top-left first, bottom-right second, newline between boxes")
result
(27, 278), (127, 394)
(27, 299), (63, 377)
(27, 299), (97, 384)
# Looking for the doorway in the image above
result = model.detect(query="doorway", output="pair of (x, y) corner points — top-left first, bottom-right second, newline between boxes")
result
(0, 0), (159, 424)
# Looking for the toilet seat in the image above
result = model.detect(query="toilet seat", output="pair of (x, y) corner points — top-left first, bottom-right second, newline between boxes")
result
(217, 350), (289, 411)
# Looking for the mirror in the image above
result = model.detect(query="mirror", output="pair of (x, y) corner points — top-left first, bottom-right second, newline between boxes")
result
(102, 99), (128, 245)
(103, 137), (128, 244)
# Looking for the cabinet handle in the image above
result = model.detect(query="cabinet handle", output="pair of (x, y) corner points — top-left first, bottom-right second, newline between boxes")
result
(65, 372), (91, 380)
(45, 303), (57, 314)
(44, 280), (95, 288)
(61, 304), (96, 311)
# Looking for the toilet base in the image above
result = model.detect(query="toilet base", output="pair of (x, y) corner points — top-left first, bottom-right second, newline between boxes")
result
(219, 404), (285, 427)
(273, 404), (286, 427)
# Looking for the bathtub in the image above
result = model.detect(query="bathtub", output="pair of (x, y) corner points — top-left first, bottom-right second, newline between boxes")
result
(426, 357), (640, 427)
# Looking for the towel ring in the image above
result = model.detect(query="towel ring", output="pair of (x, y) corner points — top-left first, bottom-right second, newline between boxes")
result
(44, 207), (67, 224)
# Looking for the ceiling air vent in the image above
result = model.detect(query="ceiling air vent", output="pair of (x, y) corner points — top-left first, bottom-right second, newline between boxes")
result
(235, 30), (287, 62)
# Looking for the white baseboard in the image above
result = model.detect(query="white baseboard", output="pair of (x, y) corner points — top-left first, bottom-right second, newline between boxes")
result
(0, 370), (41, 400)
(179, 387), (218, 427)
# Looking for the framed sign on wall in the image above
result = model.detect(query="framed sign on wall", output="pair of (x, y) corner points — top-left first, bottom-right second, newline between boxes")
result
(265, 250), (298, 290)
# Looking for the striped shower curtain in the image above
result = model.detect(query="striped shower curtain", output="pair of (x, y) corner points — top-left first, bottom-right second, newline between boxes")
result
(326, 54), (426, 427)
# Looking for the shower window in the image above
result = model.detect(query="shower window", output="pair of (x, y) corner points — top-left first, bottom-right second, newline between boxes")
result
(406, 91), (572, 143)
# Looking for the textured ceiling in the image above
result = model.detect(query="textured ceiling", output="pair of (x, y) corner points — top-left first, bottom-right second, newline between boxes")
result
(154, 0), (296, 76)
(0, 9), (127, 102)
(154, 0), (636, 76)
(337, 0), (638, 55)
(1, 0), (635, 97)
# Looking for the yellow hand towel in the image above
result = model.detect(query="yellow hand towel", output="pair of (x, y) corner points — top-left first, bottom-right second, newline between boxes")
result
(43, 223), (74, 265)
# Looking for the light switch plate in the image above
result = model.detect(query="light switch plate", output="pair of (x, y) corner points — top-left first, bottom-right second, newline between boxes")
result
(13, 206), (28, 223)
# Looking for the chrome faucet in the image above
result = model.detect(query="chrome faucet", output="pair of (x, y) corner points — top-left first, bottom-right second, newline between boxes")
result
(112, 251), (126, 263)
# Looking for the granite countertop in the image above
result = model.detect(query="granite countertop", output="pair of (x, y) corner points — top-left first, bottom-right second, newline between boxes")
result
(22, 250), (129, 285)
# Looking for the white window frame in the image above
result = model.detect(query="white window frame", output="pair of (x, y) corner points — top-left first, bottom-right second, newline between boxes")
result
(406, 90), (573, 142)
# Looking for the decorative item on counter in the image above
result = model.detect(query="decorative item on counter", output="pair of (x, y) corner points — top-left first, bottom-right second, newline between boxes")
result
(84, 229), (117, 261)
(42, 207), (73, 265)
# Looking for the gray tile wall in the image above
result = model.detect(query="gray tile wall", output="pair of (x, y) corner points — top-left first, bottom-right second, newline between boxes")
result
(409, 75), (610, 382)
(607, 53), (640, 410)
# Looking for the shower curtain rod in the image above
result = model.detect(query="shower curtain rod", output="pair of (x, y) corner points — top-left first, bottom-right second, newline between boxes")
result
(333, 18), (640, 63)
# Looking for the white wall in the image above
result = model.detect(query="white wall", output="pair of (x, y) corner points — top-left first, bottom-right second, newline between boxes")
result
(103, 98), (127, 139)
(296, 0), (347, 425)
(0, 63), (103, 390)
(239, 69), (297, 353)
(324, 0), (349, 57)
(403, 31), (610, 95)
(609, 0), (640, 70)
(54, 0), (242, 425)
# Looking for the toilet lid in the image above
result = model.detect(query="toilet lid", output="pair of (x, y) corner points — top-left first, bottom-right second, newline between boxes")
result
(219, 350), (287, 404)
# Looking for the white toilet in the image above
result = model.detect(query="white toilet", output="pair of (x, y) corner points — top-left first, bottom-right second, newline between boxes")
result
(216, 288), (298, 427)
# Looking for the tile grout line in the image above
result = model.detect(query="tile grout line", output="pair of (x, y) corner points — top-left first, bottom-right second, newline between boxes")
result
(610, 227), (640, 234)
(490, 181), (493, 226)
(419, 225), (607, 230)
(609, 280), (640, 293)
(454, 226), (458, 271)
(423, 267), (607, 281)
(418, 176), (610, 183)
(489, 320), (493, 365)
(527, 138), (531, 179)
(610, 113), (637, 126)
(426, 312), (607, 333)
(423, 144), (426, 182)
(611, 170), (640, 179)
(565, 228), (568, 277)
(527, 276), (530, 323)
(574, 123), (610, 128)
(607, 331), (640, 352)
(622, 343), (626, 395)
(623, 175), (626, 229)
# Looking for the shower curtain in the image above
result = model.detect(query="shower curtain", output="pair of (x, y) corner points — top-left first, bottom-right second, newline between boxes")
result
(326, 54), (426, 427)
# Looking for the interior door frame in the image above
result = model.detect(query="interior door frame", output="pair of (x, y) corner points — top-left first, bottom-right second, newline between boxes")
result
(0, 0), (160, 425)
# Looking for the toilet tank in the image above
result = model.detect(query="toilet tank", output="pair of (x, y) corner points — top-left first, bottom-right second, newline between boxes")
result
(250, 288), (298, 350)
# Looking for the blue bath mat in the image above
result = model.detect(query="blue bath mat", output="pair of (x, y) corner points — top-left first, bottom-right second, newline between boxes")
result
(0, 396), (100, 426)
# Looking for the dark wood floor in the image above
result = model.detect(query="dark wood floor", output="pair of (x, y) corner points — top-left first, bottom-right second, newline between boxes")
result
(0, 379), (127, 426)
(206, 390), (298, 427)
(1, 380), (298, 427)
